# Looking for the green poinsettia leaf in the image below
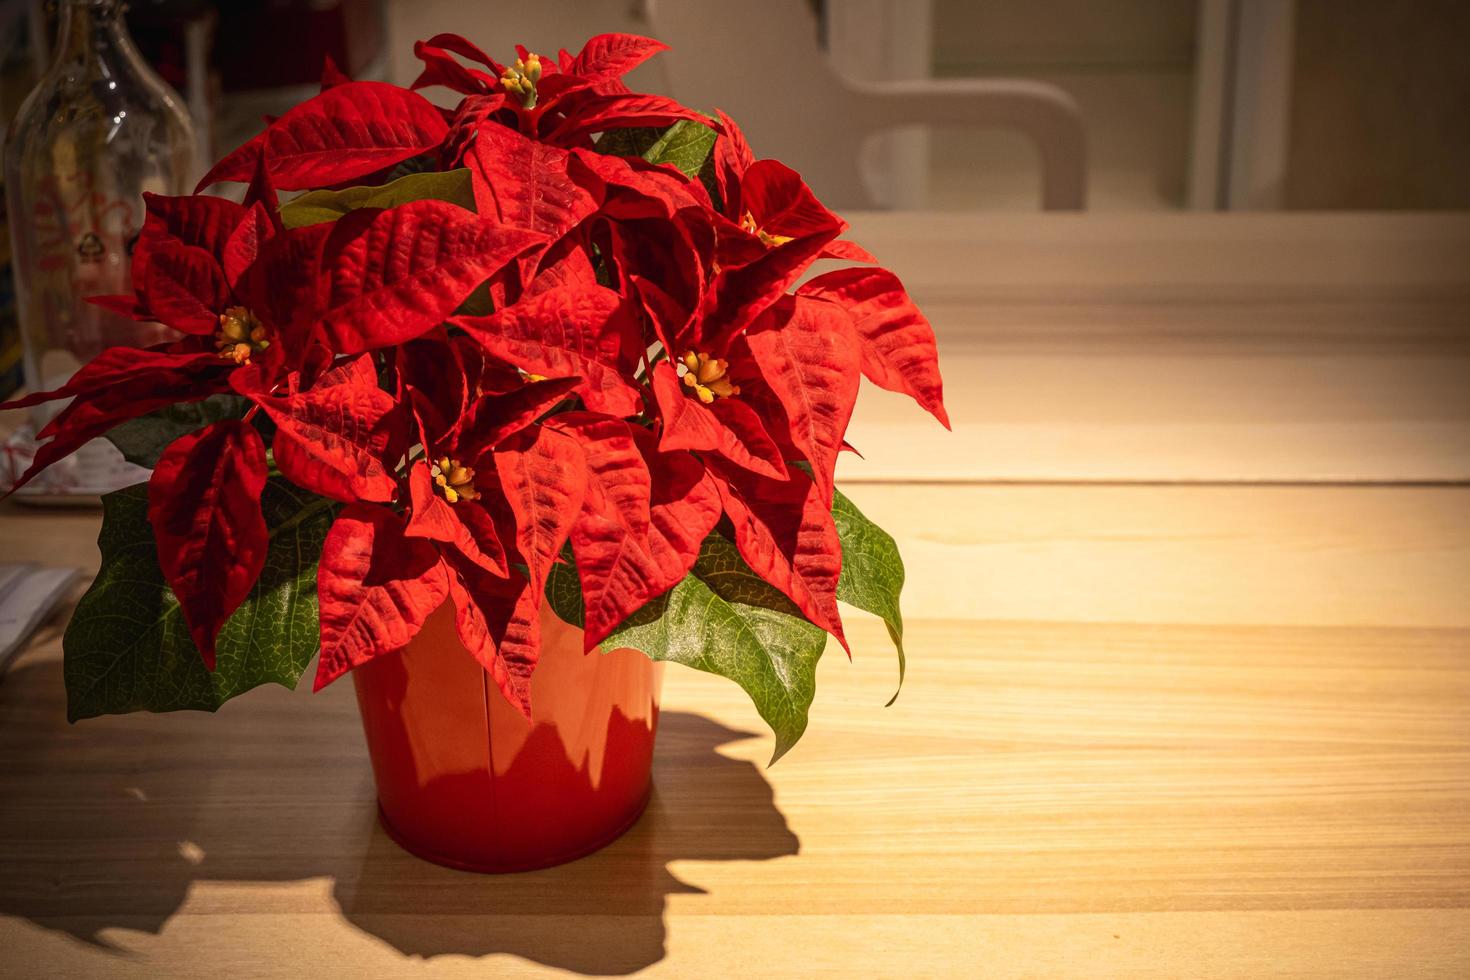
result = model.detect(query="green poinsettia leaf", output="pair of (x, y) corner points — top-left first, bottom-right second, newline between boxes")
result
(593, 126), (663, 158)
(600, 535), (828, 764)
(104, 394), (248, 468)
(832, 488), (907, 705)
(545, 489), (910, 756)
(279, 168), (476, 228)
(545, 547), (585, 629)
(64, 479), (335, 721)
(641, 118), (718, 180)
(595, 117), (718, 197)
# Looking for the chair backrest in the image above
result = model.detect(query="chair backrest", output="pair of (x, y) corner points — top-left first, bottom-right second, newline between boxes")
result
(644, 0), (1087, 210)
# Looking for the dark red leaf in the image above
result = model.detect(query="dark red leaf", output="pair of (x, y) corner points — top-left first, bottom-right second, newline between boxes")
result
(138, 242), (231, 335)
(494, 425), (586, 599)
(412, 43), (497, 95)
(456, 285), (642, 416)
(85, 293), (150, 320)
(147, 419), (269, 668)
(419, 32), (504, 74)
(254, 355), (400, 503)
(798, 267), (950, 428)
(320, 55), (352, 90)
(238, 220), (333, 345)
(316, 199), (545, 353)
(197, 82), (450, 191)
(452, 376), (579, 451)
(140, 192), (245, 256)
(315, 503), (451, 690)
(221, 202), (276, 292)
(2, 347), (214, 413)
(395, 333), (480, 445)
(3, 350), (225, 495)
(695, 162), (843, 345)
(631, 274), (694, 357)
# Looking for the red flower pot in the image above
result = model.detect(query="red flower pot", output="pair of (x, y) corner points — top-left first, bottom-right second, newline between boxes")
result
(351, 603), (665, 872)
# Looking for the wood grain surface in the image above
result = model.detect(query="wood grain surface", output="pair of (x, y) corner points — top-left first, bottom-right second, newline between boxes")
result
(837, 212), (1470, 483)
(2, 213), (1468, 978)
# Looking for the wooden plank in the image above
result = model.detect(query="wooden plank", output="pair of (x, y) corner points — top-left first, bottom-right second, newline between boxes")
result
(834, 213), (1470, 482)
(840, 213), (1470, 296)
(8, 483), (1466, 631)
(839, 484), (1470, 627)
(2, 611), (1466, 978)
(841, 350), (1470, 482)
(2, 484), (1468, 978)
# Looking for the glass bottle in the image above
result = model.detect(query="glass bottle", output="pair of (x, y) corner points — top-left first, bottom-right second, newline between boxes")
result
(3, 0), (195, 496)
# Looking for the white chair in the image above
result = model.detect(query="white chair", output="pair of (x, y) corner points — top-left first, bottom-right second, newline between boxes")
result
(642, 0), (1087, 210)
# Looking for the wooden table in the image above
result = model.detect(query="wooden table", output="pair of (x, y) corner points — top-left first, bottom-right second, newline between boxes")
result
(2, 213), (1468, 979)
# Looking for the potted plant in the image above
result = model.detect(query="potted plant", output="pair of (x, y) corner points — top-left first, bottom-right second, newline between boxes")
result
(2, 33), (948, 872)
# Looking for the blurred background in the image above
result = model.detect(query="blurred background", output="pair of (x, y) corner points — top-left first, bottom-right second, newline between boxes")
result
(5, 0), (1469, 214)
(1, 0), (1466, 495)
(0, 0), (1466, 488)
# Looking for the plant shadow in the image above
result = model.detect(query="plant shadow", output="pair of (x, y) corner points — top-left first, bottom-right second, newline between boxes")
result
(0, 657), (798, 976)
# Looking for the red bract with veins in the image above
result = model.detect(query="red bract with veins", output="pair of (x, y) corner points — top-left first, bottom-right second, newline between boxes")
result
(1, 31), (947, 727)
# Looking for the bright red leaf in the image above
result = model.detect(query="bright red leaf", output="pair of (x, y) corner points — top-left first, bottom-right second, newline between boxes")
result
(447, 561), (540, 715)
(567, 34), (668, 81)
(551, 93), (713, 145)
(562, 419), (721, 649)
(651, 362), (787, 481)
(732, 297), (862, 505)
(798, 267), (950, 428)
(198, 81), (449, 191)
(494, 425), (586, 600)
(315, 503), (451, 690)
(316, 199), (545, 353)
(405, 460), (507, 574)
(467, 124), (599, 240)
(715, 463), (847, 651)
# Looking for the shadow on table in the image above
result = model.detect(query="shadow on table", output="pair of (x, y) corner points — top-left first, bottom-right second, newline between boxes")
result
(0, 658), (798, 976)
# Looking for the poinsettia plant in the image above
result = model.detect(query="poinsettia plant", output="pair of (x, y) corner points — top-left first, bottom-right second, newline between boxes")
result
(2, 34), (946, 761)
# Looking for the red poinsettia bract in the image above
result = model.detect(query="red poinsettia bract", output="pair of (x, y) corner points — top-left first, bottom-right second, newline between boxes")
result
(1, 32), (946, 719)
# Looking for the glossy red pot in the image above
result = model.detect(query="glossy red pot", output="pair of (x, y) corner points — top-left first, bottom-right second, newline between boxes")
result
(351, 603), (664, 873)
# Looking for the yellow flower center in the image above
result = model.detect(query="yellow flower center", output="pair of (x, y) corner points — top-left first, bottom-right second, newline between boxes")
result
(431, 456), (479, 504)
(214, 306), (268, 365)
(500, 54), (542, 109)
(678, 351), (740, 404)
(740, 211), (794, 248)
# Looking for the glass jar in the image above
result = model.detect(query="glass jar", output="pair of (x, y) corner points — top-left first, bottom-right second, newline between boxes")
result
(3, 0), (195, 496)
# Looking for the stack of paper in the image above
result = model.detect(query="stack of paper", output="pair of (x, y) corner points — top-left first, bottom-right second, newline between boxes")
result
(0, 564), (81, 675)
